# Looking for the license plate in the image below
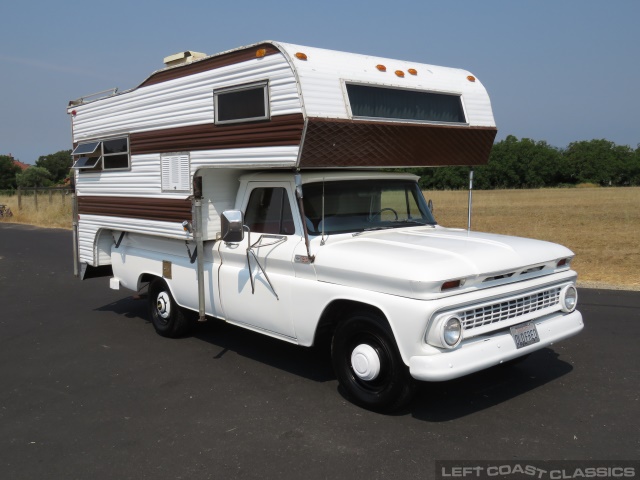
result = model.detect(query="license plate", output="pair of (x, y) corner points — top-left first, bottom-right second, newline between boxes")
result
(510, 322), (540, 349)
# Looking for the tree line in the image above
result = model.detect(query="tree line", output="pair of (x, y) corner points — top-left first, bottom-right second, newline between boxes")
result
(411, 136), (640, 190)
(0, 150), (72, 190)
(1, 136), (640, 191)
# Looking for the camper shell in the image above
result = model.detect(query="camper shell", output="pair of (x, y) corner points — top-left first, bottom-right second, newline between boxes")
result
(68, 41), (582, 412)
(69, 41), (496, 252)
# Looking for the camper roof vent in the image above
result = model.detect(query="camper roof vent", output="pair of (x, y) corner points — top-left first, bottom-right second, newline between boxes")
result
(163, 51), (207, 67)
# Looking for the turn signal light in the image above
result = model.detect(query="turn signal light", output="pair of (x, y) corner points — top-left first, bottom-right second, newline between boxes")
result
(441, 279), (462, 291)
(256, 49), (267, 58)
(295, 52), (308, 60)
(376, 64), (387, 72)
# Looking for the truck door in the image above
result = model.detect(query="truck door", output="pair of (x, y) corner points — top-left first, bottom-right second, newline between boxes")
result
(218, 183), (302, 340)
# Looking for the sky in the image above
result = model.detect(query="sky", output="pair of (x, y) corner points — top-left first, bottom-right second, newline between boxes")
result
(1, 0), (638, 164)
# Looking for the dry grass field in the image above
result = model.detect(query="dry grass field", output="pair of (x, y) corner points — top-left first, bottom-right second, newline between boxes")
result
(1, 187), (639, 289)
(0, 192), (73, 230)
(425, 187), (640, 290)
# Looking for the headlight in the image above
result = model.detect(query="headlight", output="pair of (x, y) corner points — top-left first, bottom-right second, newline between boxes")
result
(442, 316), (462, 347)
(560, 285), (578, 312)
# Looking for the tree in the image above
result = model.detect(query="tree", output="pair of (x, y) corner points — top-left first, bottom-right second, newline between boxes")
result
(16, 166), (53, 188)
(563, 139), (634, 186)
(479, 135), (562, 189)
(0, 155), (21, 190)
(35, 149), (72, 183)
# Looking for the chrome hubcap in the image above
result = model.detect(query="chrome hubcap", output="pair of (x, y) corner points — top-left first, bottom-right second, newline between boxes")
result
(156, 292), (171, 319)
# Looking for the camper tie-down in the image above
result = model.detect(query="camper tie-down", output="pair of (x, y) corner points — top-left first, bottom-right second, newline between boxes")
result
(68, 41), (583, 412)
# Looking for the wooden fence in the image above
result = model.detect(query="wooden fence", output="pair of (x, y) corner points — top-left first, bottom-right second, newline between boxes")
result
(14, 186), (73, 211)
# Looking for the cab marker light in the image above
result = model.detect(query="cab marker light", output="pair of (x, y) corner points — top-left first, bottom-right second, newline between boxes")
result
(376, 64), (387, 72)
(467, 75), (476, 82)
(295, 52), (308, 60)
(395, 70), (405, 77)
(408, 68), (418, 75)
(256, 49), (267, 58)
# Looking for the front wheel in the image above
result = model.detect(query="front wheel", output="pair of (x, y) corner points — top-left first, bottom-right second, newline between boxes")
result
(148, 278), (192, 338)
(331, 311), (414, 412)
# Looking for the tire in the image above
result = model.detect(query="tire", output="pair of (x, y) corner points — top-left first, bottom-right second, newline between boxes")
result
(331, 311), (415, 412)
(148, 278), (192, 338)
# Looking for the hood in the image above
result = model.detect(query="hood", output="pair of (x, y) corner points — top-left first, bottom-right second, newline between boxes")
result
(312, 226), (574, 299)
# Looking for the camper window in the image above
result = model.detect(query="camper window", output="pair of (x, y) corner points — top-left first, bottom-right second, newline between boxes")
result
(346, 84), (466, 125)
(102, 137), (130, 170)
(214, 82), (269, 125)
(72, 136), (130, 171)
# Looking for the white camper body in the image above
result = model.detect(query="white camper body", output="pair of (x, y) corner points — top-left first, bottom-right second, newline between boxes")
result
(69, 40), (497, 264)
(68, 42), (582, 412)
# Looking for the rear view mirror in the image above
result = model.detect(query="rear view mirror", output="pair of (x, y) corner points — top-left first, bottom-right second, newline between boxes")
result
(221, 210), (245, 243)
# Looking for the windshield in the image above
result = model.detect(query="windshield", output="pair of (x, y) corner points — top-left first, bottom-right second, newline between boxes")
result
(302, 179), (436, 235)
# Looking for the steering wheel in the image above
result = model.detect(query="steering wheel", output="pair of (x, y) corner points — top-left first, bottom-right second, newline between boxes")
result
(371, 208), (398, 221)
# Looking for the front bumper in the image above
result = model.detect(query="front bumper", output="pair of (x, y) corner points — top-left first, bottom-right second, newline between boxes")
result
(409, 310), (583, 382)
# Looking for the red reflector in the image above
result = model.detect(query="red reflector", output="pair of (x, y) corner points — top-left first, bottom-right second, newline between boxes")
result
(442, 280), (461, 290)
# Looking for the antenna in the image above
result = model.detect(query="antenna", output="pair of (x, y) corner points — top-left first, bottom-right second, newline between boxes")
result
(467, 168), (474, 231)
(320, 178), (326, 246)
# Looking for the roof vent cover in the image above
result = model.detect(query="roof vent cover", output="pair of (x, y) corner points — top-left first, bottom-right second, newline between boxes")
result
(163, 51), (207, 67)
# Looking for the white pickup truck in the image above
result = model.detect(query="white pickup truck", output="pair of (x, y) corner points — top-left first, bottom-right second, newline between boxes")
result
(68, 41), (583, 411)
(110, 169), (583, 411)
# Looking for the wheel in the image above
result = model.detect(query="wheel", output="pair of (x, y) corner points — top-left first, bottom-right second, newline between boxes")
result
(371, 208), (398, 221)
(331, 311), (414, 412)
(148, 278), (192, 338)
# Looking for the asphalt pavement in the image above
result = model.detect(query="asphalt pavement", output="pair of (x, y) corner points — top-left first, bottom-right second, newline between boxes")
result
(0, 223), (638, 479)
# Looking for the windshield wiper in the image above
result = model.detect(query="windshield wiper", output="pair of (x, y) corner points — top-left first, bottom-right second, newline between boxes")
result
(352, 226), (395, 236)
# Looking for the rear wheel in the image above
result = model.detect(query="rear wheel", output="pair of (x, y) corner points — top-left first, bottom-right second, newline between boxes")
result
(331, 311), (414, 412)
(148, 278), (192, 338)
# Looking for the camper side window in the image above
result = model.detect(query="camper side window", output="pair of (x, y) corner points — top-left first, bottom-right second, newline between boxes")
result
(72, 137), (130, 172)
(244, 187), (295, 235)
(214, 82), (269, 125)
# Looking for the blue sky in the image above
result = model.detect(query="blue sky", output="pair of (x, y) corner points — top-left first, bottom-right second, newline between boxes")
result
(1, 0), (638, 163)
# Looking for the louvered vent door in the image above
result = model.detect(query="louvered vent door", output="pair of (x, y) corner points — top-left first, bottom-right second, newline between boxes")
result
(161, 153), (191, 192)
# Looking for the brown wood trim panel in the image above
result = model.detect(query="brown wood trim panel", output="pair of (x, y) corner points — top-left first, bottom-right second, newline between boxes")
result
(139, 43), (281, 88)
(298, 118), (497, 168)
(130, 113), (305, 155)
(78, 196), (192, 223)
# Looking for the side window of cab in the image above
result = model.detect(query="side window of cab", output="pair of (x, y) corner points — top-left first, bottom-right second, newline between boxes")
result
(244, 187), (295, 235)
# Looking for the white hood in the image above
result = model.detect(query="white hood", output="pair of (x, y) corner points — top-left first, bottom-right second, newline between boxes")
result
(312, 226), (574, 299)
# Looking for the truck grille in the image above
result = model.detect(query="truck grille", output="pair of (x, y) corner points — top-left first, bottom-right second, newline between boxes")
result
(460, 287), (562, 330)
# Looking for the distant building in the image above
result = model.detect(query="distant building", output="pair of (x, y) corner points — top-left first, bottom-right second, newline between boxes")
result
(13, 160), (30, 171)
(4, 154), (30, 171)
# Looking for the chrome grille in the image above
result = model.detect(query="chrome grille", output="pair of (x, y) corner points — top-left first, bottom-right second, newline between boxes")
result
(460, 287), (562, 330)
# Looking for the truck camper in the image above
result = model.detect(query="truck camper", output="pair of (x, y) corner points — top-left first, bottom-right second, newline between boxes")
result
(68, 41), (583, 411)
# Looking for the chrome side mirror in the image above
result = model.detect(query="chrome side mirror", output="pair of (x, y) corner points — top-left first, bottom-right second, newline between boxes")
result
(428, 199), (434, 213)
(221, 210), (245, 243)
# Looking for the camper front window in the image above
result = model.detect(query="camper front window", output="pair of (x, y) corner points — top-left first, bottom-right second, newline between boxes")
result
(346, 84), (467, 125)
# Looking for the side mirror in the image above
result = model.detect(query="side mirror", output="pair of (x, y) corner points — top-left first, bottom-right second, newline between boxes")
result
(428, 199), (434, 213)
(221, 210), (245, 243)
